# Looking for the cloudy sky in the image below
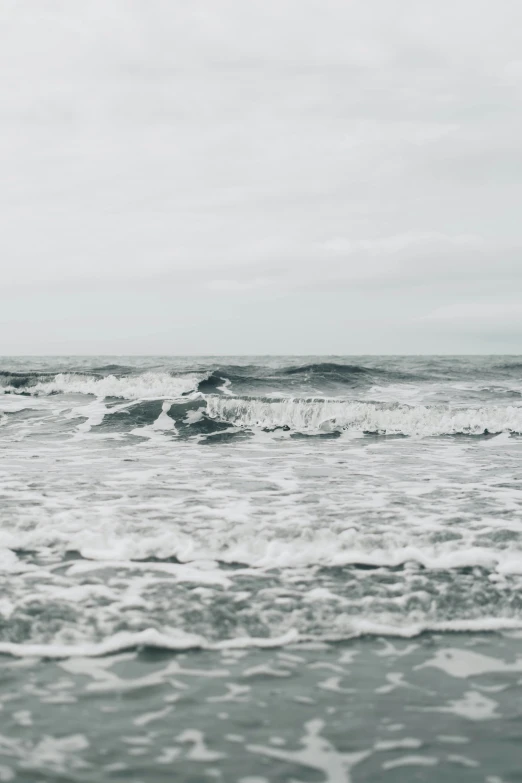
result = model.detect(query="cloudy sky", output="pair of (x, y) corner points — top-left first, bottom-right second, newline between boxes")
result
(1, 0), (521, 354)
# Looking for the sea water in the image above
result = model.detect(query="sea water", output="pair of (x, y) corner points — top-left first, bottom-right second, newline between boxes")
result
(0, 356), (521, 781)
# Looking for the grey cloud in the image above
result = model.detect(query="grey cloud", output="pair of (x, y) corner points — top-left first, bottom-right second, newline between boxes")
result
(1, 0), (521, 353)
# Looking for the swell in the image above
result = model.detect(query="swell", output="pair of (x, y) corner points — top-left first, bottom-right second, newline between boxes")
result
(280, 362), (400, 380)
(198, 362), (421, 393)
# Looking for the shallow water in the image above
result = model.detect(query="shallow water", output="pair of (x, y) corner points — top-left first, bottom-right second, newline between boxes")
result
(1, 356), (521, 780)
(2, 634), (522, 782)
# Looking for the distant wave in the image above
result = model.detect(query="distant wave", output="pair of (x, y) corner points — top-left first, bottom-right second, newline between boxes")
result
(1, 364), (380, 397)
(278, 362), (421, 387)
(494, 361), (522, 371)
(281, 362), (372, 376)
(89, 364), (136, 375)
(2, 359), (520, 399)
(1, 369), (229, 398)
(1, 371), (205, 399)
(0, 370), (56, 390)
(194, 363), (386, 394)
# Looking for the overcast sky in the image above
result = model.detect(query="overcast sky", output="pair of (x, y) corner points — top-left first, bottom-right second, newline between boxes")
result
(1, 0), (521, 354)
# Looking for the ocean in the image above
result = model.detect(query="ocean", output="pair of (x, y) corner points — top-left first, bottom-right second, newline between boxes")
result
(1, 355), (521, 782)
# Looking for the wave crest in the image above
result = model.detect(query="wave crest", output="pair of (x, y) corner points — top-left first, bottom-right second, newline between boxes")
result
(21, 372), (203, 400)
(205, 397), (522, 436)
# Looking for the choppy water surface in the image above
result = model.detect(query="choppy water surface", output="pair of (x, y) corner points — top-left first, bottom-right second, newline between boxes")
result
(1, 355), (521, 781)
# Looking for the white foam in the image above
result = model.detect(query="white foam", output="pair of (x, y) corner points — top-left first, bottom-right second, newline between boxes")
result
(64, 559), (232, 588)
(0, 628), (206, 659)
(5, 517), (522, 575)
(130, 401), (178, 438)
(133, 706), (173, 727)
(68, 398), (110, 433)
(417, 648), (522, 678)
(447, 754), (479, 768)
(205, 397), (522, 436)
(176, 730), (225, 762)
(382, 756), (438, 769)
(3, 618), (522, 660)
(0, 732), (89, 775)
(0, 628), (300, 659)
(0, 549), (21, 572)
(216, 377), (233, 395)
(414, 689), (500, 721)
(303, 587), (347, 604)
(248, 719), (371, 783)
(375, 738), (422, 751)
(153, 402), (176, 430)
(336, 617), (522, 638)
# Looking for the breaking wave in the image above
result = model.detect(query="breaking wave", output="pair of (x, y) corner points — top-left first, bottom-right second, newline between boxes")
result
(205, 397), (522, 437)
(3, 391), (521, 438)
(2, 371), (204, 399)
(3, 619), (522, 659)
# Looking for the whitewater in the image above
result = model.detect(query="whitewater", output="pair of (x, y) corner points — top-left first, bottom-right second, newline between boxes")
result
(1, 355), (521, 781)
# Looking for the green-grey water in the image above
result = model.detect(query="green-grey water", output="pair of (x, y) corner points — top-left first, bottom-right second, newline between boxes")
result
(1, 356), (522, 781)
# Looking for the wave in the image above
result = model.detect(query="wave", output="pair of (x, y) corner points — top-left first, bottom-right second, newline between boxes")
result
(3, 386), (521, 436)
(3, 359), (520, 401)
(278, 362), (420, 387)
(0, 370), (57, 390)
(45, 543), (522, 574)
(196, 371), (235, 394)
(6, 393), (520, 438)
(282, 362), (372, 377)
(193, 363), (380, 395)
(2, 619), (522, 659)
(8, 372), (204, 400)
(205, 397), (522, 436)
(493, 361), (522, 371)
(89, 363), (137, 376)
